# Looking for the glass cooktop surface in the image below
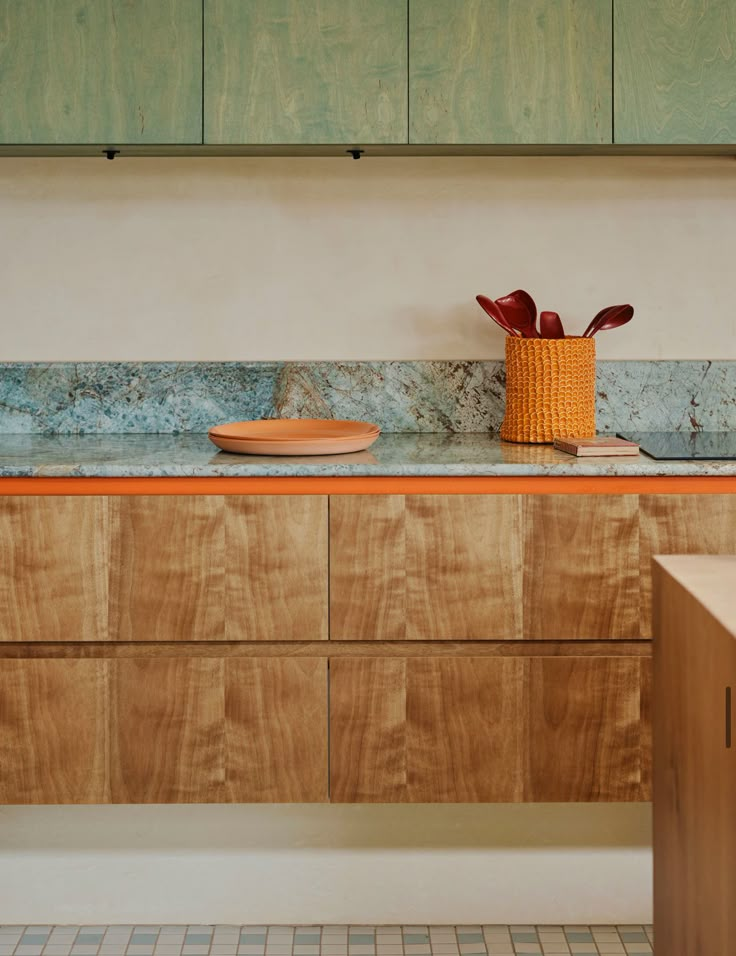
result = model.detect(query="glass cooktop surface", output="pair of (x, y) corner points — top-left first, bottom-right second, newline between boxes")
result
(618, 431), (736, 460)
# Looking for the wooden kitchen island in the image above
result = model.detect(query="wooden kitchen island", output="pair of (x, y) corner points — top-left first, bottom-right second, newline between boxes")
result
(654, 555), (736, 956)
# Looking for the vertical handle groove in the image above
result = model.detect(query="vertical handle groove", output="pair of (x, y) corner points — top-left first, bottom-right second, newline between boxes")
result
(726, 686), (732, 749)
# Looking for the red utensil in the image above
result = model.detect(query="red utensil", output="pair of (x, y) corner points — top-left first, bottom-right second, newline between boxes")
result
(495, 289), (539, 338)
(476, 294), (520, 336)
(582, 304), (634, 338)
(539, 310), (565, 338)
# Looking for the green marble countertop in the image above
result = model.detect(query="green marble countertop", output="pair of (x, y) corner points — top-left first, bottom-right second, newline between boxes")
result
(1, 432), (735, 477)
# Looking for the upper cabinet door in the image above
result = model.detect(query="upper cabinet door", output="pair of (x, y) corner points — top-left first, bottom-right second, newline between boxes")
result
(615, 0), (736, 144)
(410, 0), (612, 144)
(205, 0), (408, 144)
(0, 1), (203, 145)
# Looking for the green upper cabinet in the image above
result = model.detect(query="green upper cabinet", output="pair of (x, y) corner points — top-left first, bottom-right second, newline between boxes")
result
(0, 0), (202, 145)
(204, 0), (408, 144)
(409, 0), (613, 145)
(614, 0), (736, 144)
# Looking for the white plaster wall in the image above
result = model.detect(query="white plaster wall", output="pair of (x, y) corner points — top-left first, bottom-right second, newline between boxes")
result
(0, 155), (734, 361)
(0, 154), (672, 922)
(0, 804), (651, 924)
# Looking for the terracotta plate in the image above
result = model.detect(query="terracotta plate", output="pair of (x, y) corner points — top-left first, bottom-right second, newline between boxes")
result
(208, 418), (381, 456)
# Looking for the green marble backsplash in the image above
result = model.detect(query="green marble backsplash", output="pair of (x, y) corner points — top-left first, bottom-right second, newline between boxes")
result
(0, 360), (734, 434)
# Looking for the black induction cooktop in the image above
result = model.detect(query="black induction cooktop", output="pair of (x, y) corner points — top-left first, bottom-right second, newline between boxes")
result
(618, 431), (736, 460)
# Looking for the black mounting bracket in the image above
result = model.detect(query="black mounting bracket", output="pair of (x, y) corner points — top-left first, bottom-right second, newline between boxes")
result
(346, 149), (364, 160)
(103, 149), (120, 161)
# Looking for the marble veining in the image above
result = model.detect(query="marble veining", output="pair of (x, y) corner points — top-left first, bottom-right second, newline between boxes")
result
(0, 360), (734, 435)
(2, 432), (735, 478)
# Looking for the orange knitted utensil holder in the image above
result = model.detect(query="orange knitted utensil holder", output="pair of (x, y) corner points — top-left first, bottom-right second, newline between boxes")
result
(500, 336), (596, 444)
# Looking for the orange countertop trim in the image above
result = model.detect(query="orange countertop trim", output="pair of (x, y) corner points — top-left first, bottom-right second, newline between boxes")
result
(1, 475), (735, 495)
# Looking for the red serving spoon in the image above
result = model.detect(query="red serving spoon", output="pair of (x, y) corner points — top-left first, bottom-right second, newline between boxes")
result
(583, 304), (634, 338)
(539, 310), (565, 338)
(495, 289), (539, 337)
(476, 294), (520, 336)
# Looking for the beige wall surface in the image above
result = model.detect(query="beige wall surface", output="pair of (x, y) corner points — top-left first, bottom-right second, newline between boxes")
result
(0, 803), (651, 924)
(0, 155), (734, 361)
(0, 154), (671, 922)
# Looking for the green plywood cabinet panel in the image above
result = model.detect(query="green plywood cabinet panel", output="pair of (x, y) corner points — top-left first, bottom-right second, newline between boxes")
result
(205, 0), (408, 144)
(410, 0), (612, 145)
(614, 0), (736, 144)
(0, 0), (202, 145)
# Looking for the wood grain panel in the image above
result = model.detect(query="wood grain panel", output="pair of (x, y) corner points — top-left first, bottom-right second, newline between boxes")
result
(330, 658), (407, 802)
(410, 0), (612, 144)
(406, 495), (523, 639)
(640, 494), (736, 637)
(523, 495), (639, 639)
(205, 0), (408, 144)
(615, 0), (736, 144)
(226, 658), (327, 802)
(406, 657), (525, 801)
(225, 496), (328, 641)
(653, 558), (736, 954)
(110, 658), (226, 803)
(330, 496), (406, 640)
(331, 655), (646, 802)
(0, 496), (108, 642)
(0, 659), (108, 803)
(526, 657), (646, 801)
(110, 496), (225, 642)
(0, 0), (202, 144)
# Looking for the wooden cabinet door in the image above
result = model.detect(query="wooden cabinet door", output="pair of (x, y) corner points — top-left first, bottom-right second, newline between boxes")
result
(0, 659), (109, 803)
(225, 496), (328, 642)
(111, 656), (328, 803)
(0, 496), (109, 642)
(654, 558), (736, 954)
(615, 0), (736, 144)
(523, 495), (640, 639)
(110, 495), (328, 642)
(205, 0), (408, 144)
(409, 0), (612, 144)
(640, 495), (736, 637)
(110, 496), (225, 642)
(330, 495), (523, 640)
(0, 654), (327, 804)
(330, 654), (649, 802)
(0, 0), (203, 144)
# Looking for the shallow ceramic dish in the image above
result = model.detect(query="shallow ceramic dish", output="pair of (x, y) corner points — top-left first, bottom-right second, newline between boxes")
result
(208, 418), (381, 456)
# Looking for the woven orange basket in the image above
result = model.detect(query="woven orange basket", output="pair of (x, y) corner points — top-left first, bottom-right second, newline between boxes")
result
(500, 336), (596, 444)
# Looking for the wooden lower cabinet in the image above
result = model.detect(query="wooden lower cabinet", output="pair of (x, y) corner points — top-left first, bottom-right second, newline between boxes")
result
(330, 655), (650, 802)
(0, 656), (327, 804)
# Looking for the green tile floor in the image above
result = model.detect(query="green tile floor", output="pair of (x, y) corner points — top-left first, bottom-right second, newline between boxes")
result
(0, 926), (654, 956)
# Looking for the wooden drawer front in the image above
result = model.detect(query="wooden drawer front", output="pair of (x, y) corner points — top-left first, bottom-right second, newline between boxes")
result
(523, 495), (640, 639)
(330, 494), (639, 640)
(0, 656), (327, 804)
(0, 497), (109, 642)
(330, 495), (523, 640)
(330, 655), (649, 803)
(112, 495), (328, 642)
(0, 495), (328, 642)
(640, 494), (736, 638)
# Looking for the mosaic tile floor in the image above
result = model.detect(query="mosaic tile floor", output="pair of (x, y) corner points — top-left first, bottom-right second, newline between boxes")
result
(0, 927), (654, 956)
